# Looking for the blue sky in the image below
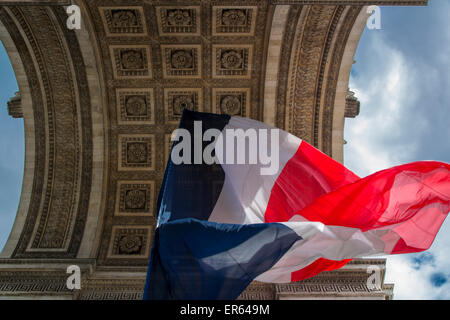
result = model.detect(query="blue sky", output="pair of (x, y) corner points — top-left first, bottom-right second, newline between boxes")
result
(0, 1), (448, 300)
(345, 0), (450, 299)
(0, 40), (22, 254)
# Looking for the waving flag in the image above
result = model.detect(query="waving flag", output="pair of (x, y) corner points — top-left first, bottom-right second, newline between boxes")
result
(143, 109), (450, 300)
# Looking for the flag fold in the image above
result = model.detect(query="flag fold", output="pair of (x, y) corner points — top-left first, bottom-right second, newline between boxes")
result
(144, 110), (450, 300)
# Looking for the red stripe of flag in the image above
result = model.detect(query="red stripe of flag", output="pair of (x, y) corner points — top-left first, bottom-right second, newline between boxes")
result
(265, 141), (450, 282)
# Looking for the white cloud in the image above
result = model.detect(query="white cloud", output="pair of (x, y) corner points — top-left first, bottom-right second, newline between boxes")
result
(385, 256), (435, 299)
(344, 34), (420, 176)
(385, 247), (450, 300)
(344, 21), (450, 299)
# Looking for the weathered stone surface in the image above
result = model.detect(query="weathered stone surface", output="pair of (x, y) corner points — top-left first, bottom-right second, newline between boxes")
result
(0, 0), (427, 299)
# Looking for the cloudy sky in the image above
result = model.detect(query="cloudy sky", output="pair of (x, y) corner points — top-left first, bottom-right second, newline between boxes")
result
(0, 1), (448, 300)
(344, 0), (450, 299)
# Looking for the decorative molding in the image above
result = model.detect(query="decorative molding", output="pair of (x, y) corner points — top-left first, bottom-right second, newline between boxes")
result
(0, 0), (71, 5)
(0, 6), (93, 257)
(0, 274), (71, 295)
(285, 5), (338, 144)
(275, 5), (303, 130)
(77, 290), (142, 300)
(238, 282), (275, 300)
(321, 6), (361, 155)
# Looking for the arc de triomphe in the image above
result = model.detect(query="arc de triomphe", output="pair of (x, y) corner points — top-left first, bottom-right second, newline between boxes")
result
(0, 0), (427, 300)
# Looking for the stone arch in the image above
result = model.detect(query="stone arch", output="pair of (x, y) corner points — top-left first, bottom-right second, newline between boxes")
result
(0, 6), (94, 258)
(0, 0), (427, 299)
(279, 5), (364, 160)
(72, 0), (109, 260)
(330, 7), (370, 163)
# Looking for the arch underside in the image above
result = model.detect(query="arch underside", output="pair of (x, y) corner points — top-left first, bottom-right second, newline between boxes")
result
(0, 0), (427, 299)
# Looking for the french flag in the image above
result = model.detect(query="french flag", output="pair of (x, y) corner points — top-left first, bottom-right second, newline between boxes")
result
(143, 109), (450, 300)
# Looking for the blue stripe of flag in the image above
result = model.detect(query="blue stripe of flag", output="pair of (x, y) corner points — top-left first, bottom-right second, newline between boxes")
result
(144, 218), (301, 300)
(157, 110), (230, 225)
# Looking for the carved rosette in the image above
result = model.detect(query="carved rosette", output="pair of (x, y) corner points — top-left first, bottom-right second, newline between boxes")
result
(116, 88), (154, 124)
(161, 45), (201, 78)
(126, 143), (148, 164)
(118, 235), (142, 254)
(108, 226), (152, 259)
(220, 50), (244, 70)
(170, 50), (193, 69)
(213, 6), (257, 35)
(124, 189), (146, 209)
(120, 50), (144, 70)
(112, 10), (137, 28)
(213, 45), (252, 78)
(173, 95), (194, 114)
(220, 96), (241, 115)
(157, 6), (200, 35)
(213, 88), (250, 117)
(118, 135), (155, 171)
(125, 96), (147, 116)
(100, 7), (147, 35)
(222, 9), (246, 26)
(110, 45), (152, 78)
(167, 9), (192, 26)
(165, 88), (202, 123)
(116, 181), (155, 216)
